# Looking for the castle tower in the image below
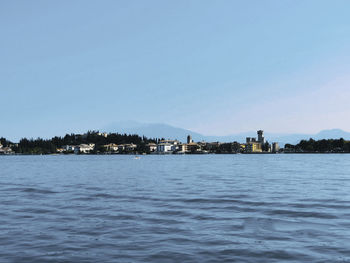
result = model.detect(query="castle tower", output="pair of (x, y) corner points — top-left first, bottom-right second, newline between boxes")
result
(257, 130), (265, 144)
(187, 135), (193, 144)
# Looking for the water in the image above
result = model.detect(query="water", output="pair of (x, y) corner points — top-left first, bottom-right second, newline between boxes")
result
(1, 154), (350, 262)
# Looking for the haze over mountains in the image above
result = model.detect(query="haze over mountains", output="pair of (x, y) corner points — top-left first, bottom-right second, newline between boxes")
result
(103, 121), (350, 146)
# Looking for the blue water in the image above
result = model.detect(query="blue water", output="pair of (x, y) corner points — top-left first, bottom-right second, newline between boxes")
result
(1, 154), (350, 262)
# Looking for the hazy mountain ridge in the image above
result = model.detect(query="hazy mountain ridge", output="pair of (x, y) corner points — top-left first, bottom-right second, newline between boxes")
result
(103, 122), (350, 146)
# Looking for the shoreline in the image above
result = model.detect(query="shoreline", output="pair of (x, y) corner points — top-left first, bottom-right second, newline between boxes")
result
(1, 152), (350, 156)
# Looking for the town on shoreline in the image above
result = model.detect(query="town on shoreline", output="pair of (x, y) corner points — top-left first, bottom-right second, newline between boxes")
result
(1, 130), (349, 155)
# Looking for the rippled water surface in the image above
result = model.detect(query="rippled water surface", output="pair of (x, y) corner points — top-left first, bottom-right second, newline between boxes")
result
(1, 154), (350, 262)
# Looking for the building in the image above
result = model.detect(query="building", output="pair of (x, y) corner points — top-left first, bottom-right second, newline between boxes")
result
(62, 145), (76, 152)
(146, 143), (157, 152)
(205, 142), (221, 152)
(187, 135), (193, 144)
(246, 137), (257, 143)
(74, 144), (95, 154)
(0, 147), (13, 155)
(245, 142), (262, 153)
(157, 143), (175, 153)
(184, 142), (201, 153)
(272, 142), (280, 153)
(159, 139), (179, 145)
(176, 144), (186, 153)
(257, 130), (265, 144)
(125, 143), (137, 152)
(98, 132), (108, 138)
(245, 130), (266, 153)
(117, 144), (125, 151)
(104, 143), (119, 152)
(56, 148), (64, 153)
(156, 140), (179, 153)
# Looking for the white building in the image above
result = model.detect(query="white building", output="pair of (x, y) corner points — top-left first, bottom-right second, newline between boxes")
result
(0, 147), (13, 154)
(74, 144), (95, 154)
(157, 143), (176, 153)
(146, 143), (157, 152)
(62, 145), (76, 152)
(156, 140), (180, 153)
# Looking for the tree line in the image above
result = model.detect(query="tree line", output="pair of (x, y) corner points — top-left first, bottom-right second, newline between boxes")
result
(284, 138), (350, 153)
(2, 133), (350, 154)
(2, 131), (158, 154)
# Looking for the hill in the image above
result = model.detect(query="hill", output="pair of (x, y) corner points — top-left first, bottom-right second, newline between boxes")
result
(103, 122), (350, 146)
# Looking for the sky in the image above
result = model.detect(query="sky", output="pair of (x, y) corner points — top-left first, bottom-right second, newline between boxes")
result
(1, 0), (350, 141)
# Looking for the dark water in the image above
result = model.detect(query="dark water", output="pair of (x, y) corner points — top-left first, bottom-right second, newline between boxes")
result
(1, 154), (350, 262)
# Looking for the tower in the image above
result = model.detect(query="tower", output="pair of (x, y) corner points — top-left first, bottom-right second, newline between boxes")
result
(257, 130), (265, 144)
(187, 135), (193, 144)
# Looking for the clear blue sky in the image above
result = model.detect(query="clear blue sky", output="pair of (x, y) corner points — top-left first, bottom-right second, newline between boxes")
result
(1, 0), (350, 141)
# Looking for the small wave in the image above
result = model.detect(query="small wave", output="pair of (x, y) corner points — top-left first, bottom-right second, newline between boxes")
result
(266, 209), (337, 219)
(21, 187), (57, 194)
(92, 193), (119, 199)
(14, 208), (54, 214)
(144, 251), (194, 262)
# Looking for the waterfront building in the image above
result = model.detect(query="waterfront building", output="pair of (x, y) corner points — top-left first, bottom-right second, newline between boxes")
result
(74, 144), (95, 154)
(157, 143), (175, 153)
(245, 142), (262, 153)
(118, 144), (125, 151)
(0, 147), (13, 155)
(156, 140), (179, 153)
(184, 142), (201, 153)
(125, 143), (137, 152)
(245, 130), (269, 153)
(272, 142), (280, 153)
(187, 135), (193, 144)
(62, 145), (76, 152)
(115, 143), (137, 152)
(104, 143), (119, 152)
(146, 143), (157, 152)
(177, 144), (186, 153)
(205, 142), (221, 152)
(267, 144), (272, 152)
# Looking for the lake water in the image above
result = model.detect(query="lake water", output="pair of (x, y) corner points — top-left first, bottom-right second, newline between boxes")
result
(1, 154), (350, 262)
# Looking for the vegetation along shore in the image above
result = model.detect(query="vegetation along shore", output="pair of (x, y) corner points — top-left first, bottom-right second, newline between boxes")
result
(1, 130), (350, 155)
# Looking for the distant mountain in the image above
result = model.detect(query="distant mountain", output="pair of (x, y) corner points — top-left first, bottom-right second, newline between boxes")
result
(267, 129), (350, 146)
(103, 121), (203, 142)
(103, 122), (350, 146)
(313, 129), (350, 140)
(103, 121), (261, 143)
